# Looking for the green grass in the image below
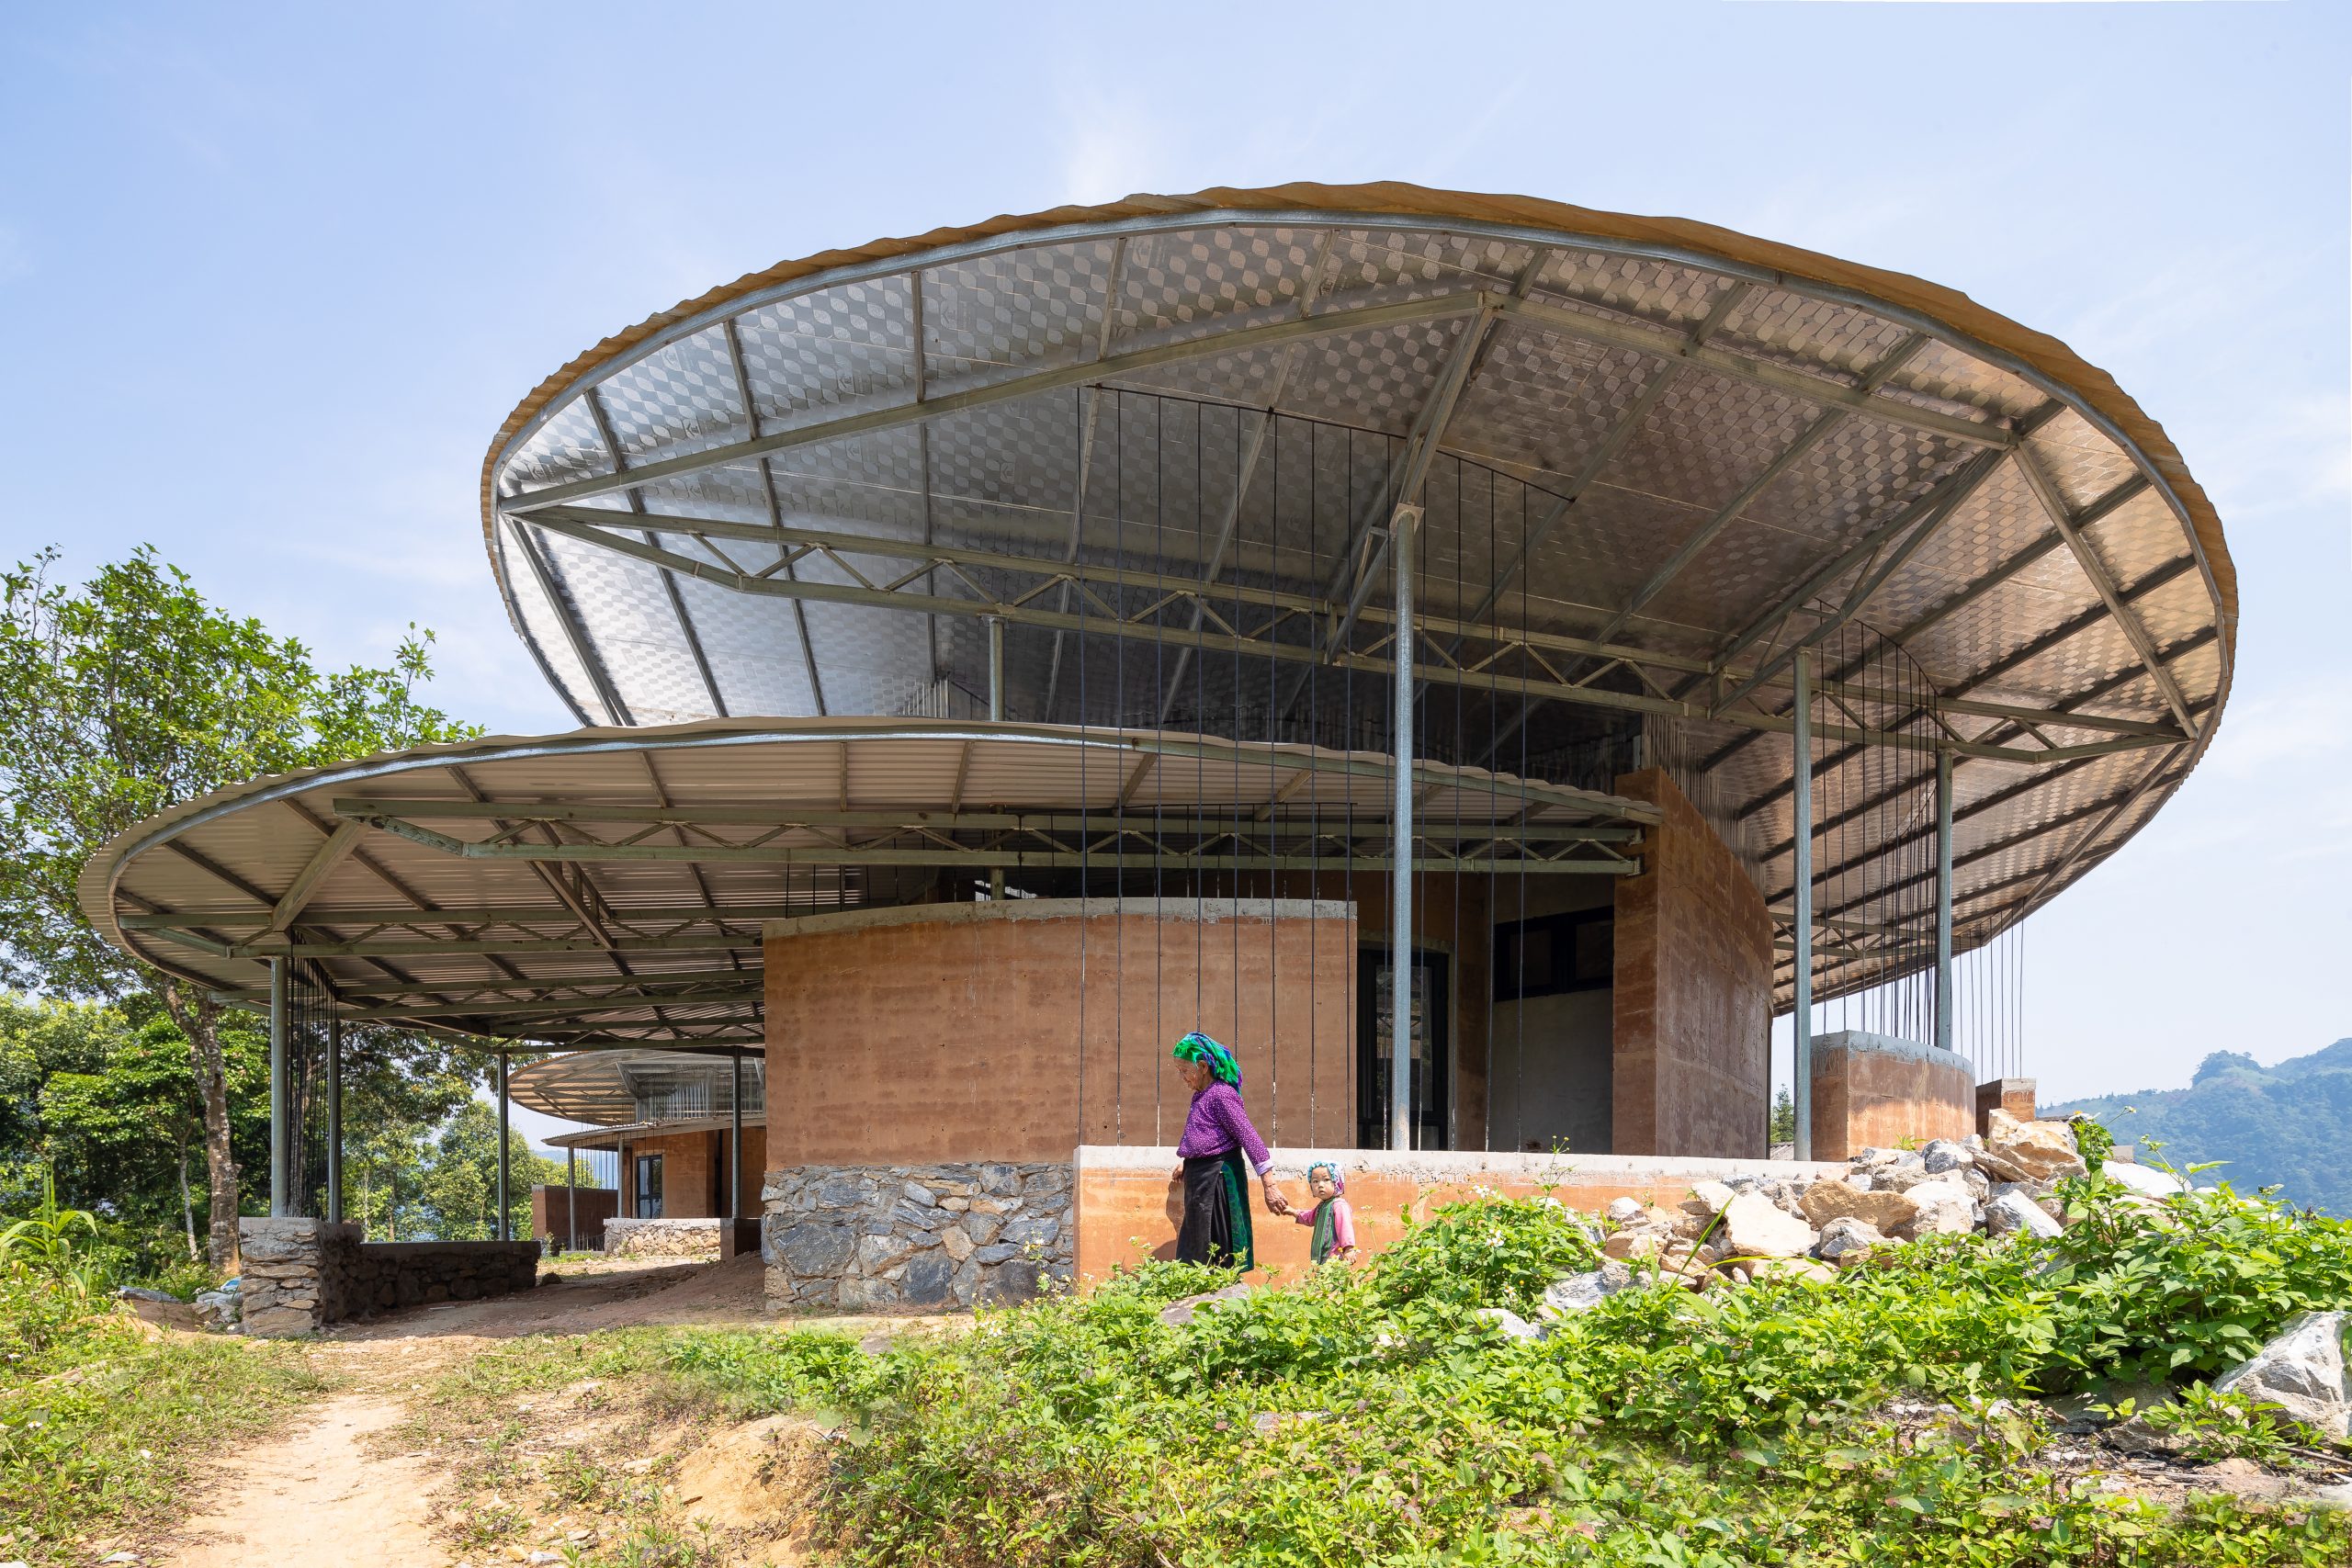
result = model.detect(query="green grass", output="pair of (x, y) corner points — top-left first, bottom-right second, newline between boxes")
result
(0, 1263), (325, 1563)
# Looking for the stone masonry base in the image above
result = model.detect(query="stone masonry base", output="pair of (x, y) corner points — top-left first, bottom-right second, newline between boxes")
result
(237, 1217), (541, 1337)
(762, 1162), (1073, 1312)
(605, 1217), (723, 1259)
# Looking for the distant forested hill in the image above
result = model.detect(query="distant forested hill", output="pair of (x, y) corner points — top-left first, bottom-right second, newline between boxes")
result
(2046, 1039), (2352, 1213)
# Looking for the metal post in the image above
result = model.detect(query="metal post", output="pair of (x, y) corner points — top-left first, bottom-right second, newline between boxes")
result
(987, 615), (1009, 900)
(495, 1052), (510, 1242)
(729, 1054), (743, 1220)
(1791, 649), (1814, 1160)
(267, 958), (289, 1217)
(1389, 504), (1420, 1153)
(1934, 748), (1955, 1055)
(566, 1146), (578, 1253)
(326, 1015), (344, 1224)
(986, 615), (1005, 721)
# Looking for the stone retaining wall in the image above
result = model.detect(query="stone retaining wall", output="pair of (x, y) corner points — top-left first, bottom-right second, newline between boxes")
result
(762, 1162), (1073, 1312)
(237, 1217), (541, 1337)
(605, 1217), (723, 1259)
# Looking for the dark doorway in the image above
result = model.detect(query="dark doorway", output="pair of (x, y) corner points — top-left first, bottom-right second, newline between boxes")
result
(1358, 946), (1450, 1149)
(633, 1153), (664, 1218)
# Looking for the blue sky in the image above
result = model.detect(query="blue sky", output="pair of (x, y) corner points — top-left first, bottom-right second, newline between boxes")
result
(1, 2), (2345, 1118)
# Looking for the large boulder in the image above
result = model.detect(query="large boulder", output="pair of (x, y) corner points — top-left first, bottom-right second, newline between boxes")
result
(1814, 1216), (1886, 1265)
(1159, 1283), (1256, 1327)
(1895, 1180), (1976, 1239)
(1718, 1192), (1816, 1258)
(2215, 1312), (2352, 1439)
(1801, 1179), (1919, 1235)
(1978, 1110), (2087, 1183)
(1680, 1180), (1736, 1218)
(1605, 1196), (1645, 1225)
(1984, 1190), (2061, 1240)
(1920, 1140), (1976, 1175)
(1541, 1261), (1636, 1315)
(1545, 1261), (1639, 1311)
(2098, 1160), (2187, 1200)
(1476, 1307), (1542, 1341)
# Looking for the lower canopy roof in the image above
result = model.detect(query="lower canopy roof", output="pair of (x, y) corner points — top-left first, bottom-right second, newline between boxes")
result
(79, 717), (1655, 1051)
(509, 1046), (763, 1127)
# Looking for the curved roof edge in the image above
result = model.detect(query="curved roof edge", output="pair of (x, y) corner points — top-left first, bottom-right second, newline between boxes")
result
(477, 180), (2236, 671)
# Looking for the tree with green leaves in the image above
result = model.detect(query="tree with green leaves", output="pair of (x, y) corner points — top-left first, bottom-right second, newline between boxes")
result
(413, 1100), (564, 1241)
(0, 547), (477, 1269)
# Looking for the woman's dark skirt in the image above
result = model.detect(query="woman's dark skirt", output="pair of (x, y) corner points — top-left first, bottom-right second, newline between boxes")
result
(1176, 1150), (1254, 1270)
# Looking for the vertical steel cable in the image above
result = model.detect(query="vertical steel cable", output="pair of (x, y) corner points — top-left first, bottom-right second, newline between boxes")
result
(1515, 475), (1530, 1155)
(1270, 409), (1288, 1142)
(1111, 391), (1124, 1125)
(1306, 420), (1318, 1143)
(1073, 389), (1093, 1150)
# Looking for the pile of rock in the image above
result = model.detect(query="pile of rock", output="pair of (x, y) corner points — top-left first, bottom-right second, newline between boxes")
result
(763, 1162), (1074, 1313)
(1545, 1111), (2183, 1311)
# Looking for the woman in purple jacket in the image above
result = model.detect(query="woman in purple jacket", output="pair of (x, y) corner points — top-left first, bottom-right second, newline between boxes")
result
(1168, 1032), (1294, 1269)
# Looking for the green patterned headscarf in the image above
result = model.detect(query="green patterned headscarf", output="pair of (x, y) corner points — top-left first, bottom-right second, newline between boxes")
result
(1172, 1031), (1241, 1088)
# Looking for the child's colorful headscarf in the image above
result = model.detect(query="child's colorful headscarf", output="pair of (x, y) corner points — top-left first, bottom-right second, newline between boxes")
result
(1171, 1031), (1241, 1088)
(1306, 1160), (1344, 1195)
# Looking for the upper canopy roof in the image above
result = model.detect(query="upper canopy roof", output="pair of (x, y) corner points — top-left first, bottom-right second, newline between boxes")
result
(478, 185), (2233, 979)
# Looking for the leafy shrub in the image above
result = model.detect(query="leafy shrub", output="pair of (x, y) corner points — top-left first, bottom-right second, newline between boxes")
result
(618, 1190), (2352, 1567)
(1370, 1193), (1599, 1314)
(2041, 1179), (2352, 1387)
(2108, 1383), (2307, 1467)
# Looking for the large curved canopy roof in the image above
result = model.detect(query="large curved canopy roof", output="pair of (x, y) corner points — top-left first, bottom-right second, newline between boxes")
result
(77, 719), (1651, 1048)
(481, 183), (2233, 987)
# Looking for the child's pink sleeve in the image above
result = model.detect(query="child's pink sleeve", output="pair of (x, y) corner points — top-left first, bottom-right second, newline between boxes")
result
(1292, 1204), (1316, 1227)
(1331, 1199), (1355, 1250)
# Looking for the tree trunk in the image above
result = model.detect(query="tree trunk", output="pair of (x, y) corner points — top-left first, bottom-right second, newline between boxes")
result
(175, 1138), (199, 1261)
(159, 976), (241, 1274)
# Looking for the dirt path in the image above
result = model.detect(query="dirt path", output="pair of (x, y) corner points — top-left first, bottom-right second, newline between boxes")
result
(161, 1395), (447, 1568)
(150, 1257), (778, 1566)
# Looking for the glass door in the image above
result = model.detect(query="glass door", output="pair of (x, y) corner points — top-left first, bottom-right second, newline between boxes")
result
(633, 1153), (664, 1218)
(1358, 947), (1450, 1149)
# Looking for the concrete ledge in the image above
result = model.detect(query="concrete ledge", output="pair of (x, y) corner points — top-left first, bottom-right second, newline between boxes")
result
(1072, 1145), (1846, 1286)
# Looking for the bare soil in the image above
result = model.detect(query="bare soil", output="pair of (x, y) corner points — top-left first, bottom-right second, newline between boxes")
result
(148, 1255), (873, 1568)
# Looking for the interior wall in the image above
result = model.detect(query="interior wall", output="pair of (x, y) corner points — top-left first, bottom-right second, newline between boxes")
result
(1487, 876), (1617, 1156)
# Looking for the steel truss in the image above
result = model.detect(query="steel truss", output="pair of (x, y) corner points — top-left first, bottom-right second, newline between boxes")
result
(514, 503), (2188, 768)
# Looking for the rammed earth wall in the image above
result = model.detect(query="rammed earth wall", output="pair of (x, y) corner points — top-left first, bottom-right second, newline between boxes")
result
(237, 1217), (541, 1337)
(761, 1162), (1073, 1312)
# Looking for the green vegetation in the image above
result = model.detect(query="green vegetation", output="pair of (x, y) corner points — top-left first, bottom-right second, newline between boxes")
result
(2049, 1038), (2352, 1213)
(0, 1247), (324, 1563)
(418, 1182), (2352, 1567)
(0, 547), (476, 1268)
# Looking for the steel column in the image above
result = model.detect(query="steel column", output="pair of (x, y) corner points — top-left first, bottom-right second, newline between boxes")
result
(1791, 649), (1814, 1161)
(986, 616), (1005, 720)
(1934, 750), (1955, 1056)
(729, 1054), (744, 1221)
(268, 958), (289, 1217)
(566, 1146), (578, 1253)
(1389, 504), (1419, 1153)
(495, 1052), (510, 1242)
(326, 1015), (344, 1224)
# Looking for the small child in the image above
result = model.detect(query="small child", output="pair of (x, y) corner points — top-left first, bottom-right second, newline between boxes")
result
(1291, 1160), (1356, 1264)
